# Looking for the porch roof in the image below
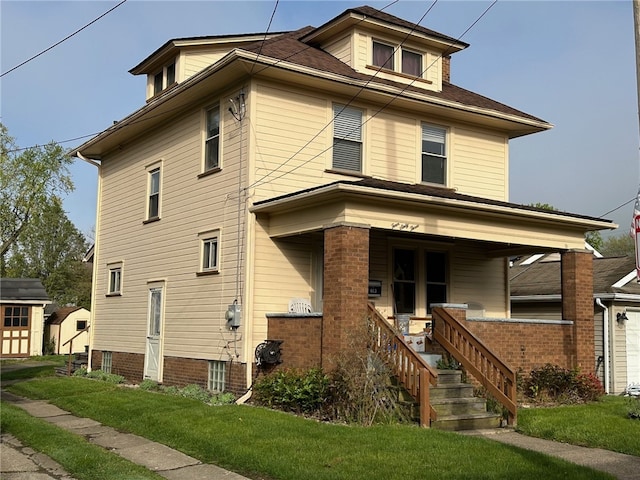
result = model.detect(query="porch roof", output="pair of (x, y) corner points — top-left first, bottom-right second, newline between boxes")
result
(250, 179), (616, 255)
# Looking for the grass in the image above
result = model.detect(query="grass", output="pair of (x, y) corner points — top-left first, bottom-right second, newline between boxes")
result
(4, 376), (615, 480)
(517, 396), (640, 456)
(0, 354), (67, 366)
(1, 402), (166, 480)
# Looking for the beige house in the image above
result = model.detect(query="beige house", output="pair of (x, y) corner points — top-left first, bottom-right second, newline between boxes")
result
(45, 306), (90, 355)
(1, 278), (49, 358)
(74, 6), (615, 423)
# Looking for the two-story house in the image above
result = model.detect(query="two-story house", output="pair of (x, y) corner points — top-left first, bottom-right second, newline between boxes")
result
(73, 5), (615, 424)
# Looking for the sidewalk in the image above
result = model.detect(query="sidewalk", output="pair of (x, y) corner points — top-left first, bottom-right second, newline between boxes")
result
(462, 428), (640, 480)
(0, 389), (250, 480)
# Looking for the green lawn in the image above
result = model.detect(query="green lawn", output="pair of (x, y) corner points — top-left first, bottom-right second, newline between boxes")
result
(517, 396), (640, 456)
(3, 376), (615, 480)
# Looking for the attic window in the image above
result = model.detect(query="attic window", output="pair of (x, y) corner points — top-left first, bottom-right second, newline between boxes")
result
(372, 41), (394, 70)
(372, 40), (425, 79)
(152, 60), (177, 96)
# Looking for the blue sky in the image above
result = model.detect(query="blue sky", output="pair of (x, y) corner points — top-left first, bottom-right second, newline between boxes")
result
(1, 0), (638, 239)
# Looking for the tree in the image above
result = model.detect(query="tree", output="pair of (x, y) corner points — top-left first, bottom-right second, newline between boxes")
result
(6, 197), (91, 309)
(0, 123), (73, 263)
(600, 232), (635, 257)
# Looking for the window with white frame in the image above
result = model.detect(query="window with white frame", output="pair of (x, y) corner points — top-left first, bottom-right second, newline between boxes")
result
(372, 41), (394, 70)
(332, 104), (363, 172)
(402, 49), (422, 77)
(421, 124), (447, 185)
(425, 251), (447, 313)
(152, 60), (176, 96)
(208, 360), (226, 392)
(102, 351), (112, 374)
(148, 167), (161, 219)
(107, 264), (122, 295)
(202, 236), (218, 272)
(204, 105), (220, 171)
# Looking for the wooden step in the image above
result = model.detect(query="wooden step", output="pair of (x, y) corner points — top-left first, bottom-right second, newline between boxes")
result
(431, 412), (502, 431)
(431, 397), (488, 416)
(435, 369), (463, 384)
(430, 383), (474, 399)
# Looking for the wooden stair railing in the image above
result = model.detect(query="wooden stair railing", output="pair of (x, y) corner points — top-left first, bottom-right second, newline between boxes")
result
(368, 303), (438, 427)
(431, 306), (517, 425)
(63, 325), (90, 376)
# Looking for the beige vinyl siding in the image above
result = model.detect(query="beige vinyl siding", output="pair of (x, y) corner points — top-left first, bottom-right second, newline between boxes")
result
(324, 35), (351, 64)
(353, 30), (368, 72)
(182, 49), (231, 79)
(424, 52), (441, 89)
(252, 82), (330, 200)
(369, 111), (416, 183)
(612, 316), (628, 394)
(450, 243), (507, 317)
(451, 128), (508, 201)
(510, 303), (562, 320)
(593, 311), (605, 385)
(93, 87), (248, 360)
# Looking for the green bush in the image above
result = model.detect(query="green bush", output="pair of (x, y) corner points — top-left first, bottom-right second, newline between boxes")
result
(178, 384), (211, 403)
(138, 379), (160, 391)
(524, 364), (604, 404)
(627, 396), (640, 420)
(74, 368), (125, 384)
(253, 368), (329, 414)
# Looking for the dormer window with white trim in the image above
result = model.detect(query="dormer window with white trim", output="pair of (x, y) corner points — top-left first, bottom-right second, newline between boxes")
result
(372, 40), (425, 78)
(372, 41), (394, 70)
(151, 60), (177, 96)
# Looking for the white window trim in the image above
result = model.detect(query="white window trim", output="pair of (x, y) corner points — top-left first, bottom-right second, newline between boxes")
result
(198, 229), (221, 275)
(371, 38), (426, 79)
(149, 58), (178, 97)
(107, 262), (123, 295)
(420, 123), (448, 186)
(145, 160), (163, 221)
(332, 103), (364, 174)
(202, 104), (222, 174)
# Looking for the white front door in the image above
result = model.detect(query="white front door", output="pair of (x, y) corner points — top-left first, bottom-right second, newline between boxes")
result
(627, 310), (640, 386)
(144, 287), (163, 381)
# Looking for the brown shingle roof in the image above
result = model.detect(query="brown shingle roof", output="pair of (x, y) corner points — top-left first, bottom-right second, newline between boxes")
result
(240, 25), (545, 124)
(510, 256), (640, 297)
(46, 306), (83, 325)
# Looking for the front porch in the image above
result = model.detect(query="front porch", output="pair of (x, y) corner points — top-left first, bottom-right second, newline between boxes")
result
(252, 180), (614, 428)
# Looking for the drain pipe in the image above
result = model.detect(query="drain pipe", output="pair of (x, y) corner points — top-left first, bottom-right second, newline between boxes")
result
(595, 298), (610, 394)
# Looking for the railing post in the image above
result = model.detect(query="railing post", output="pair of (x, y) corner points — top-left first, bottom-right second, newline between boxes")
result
(67, 338), (73, 376)
(419, 368), (430, 428)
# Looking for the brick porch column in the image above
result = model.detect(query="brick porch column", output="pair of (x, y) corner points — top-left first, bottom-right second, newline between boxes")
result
(561, 249), (594, 374)
(322, 224), (370, 370)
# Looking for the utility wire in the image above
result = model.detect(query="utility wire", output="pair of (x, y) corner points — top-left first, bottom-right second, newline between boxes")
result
(1, 0), (128, 78)
(599, 196), (636, 217)
(249, 0), (497, 190)
(248, 0), (280, 76)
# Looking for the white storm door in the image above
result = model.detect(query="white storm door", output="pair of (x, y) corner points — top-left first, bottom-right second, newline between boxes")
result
(144, 287), (163, 381)
(627, 310), (640, 386)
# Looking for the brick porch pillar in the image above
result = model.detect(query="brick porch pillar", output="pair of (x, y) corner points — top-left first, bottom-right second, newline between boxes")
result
(322, 224), (370, 370)
(561, 249), (594, 374)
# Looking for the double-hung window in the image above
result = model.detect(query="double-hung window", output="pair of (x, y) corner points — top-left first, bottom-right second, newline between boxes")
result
(205, 106), (220, 171)
(332, 104), (363, 173)
(372, 41), (394, 70)
(108, 265), (122, 295)
(421, 124), (447, 185)
(148, 168), (160, 219)
(402, 50), (422, 77)
(202, 236), (218, 272)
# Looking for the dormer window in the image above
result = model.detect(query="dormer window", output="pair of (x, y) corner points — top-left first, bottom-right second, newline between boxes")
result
(152, 60), (177, 96)
(372, 40), (425, 78)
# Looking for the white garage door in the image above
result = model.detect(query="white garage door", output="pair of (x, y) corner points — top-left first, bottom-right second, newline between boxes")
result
(627, 310), (640, 386)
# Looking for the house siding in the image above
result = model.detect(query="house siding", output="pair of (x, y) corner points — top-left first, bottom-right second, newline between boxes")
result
(323, 35), (351, 64)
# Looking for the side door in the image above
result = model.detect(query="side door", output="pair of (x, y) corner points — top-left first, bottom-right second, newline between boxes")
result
(144, 286), (163, 381)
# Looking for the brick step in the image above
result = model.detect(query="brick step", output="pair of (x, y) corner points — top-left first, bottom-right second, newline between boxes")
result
(431, 412), (502, 431)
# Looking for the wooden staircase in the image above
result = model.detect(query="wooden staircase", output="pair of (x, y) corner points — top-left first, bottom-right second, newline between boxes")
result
(430, 369), (501, 431)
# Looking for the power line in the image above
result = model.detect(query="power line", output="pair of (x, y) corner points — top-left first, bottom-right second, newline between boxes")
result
(249, 1), (497, 190)
(599, 197), (636, 218)
(1, 0), (128, 78)
(248, 0), (280, 76)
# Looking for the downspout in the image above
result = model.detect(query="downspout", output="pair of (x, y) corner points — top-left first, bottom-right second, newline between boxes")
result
(595, 298), (610, 394)
(75, 152), (101, 372)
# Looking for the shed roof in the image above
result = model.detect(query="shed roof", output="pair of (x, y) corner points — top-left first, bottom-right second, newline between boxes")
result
(0, 278), (50, 302)
(46, 306), (84, 325)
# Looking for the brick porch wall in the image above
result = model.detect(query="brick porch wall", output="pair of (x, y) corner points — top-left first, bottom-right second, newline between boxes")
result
(322, 224), (370, 370)
(267, 315), (322, 369)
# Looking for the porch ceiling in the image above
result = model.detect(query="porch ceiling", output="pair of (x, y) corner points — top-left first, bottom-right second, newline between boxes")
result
(250, 180), (616, 255)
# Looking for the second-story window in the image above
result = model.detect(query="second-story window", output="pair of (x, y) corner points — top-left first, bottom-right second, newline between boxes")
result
(148, 168), (160, 219)
(421, 124), (447, 185)
(402, 50), (422, 77)
(205, 105), (220, 171)
(332, 104), (362, 173)
(107, 264), (122, 295)
(202, 236), (218, 271)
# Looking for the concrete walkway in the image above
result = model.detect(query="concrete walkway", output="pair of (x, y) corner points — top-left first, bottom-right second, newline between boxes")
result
(462, 428), (640, 480)
(0, 389), (250, 480)
(2, 380), (639, 479)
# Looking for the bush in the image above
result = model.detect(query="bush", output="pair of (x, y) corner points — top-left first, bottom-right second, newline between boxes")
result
(138, 379), (160, 391)
(627, 396), (640, 419)
(73, 368), (125, 384)
(253, 368), (329, 414)
(524, 364), (604, 404)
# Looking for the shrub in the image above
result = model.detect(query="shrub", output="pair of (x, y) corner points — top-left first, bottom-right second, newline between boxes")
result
(139, 379), (160, 391)
(627, 395), (640, 419)
(178, 384), (211, 403)
(524, 364), (604, 404)
(253, 368), (329, 414)
(43, 337), (56, 356)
